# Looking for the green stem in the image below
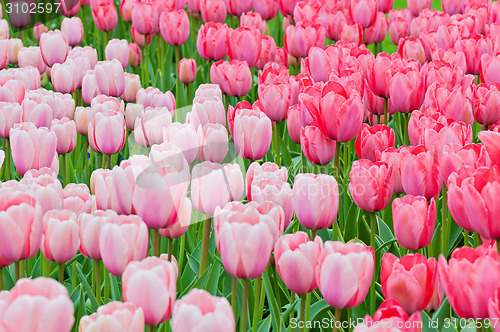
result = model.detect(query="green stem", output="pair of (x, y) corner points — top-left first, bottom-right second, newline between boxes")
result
(300, 294), (306, 332)
(241, 279), (250, 332)
(107, 153), (111, 170)
(0, 267), (3, 290)
(272, 122), (281, 166)
(475, 232), (481, 247)
(464, 230), (469, 247)
(72, 261), (77, 290)
(175, 45), (180, 107)
(150, 325), (157, 332)
(370, 212), (376, 315)
(311, 229), (316, 240)
(15, 261), (20, 282)
(104, 266), (110, 303)
(91, 260), (96, 296)
(232, 276), (238, 316)
(143, 42), (150, 87)
(384, 97), (388, 125)
(334, 142), (341, 181)
(152, 229), (161, 257)
(61, 154), (67, 187)
(332, 308), (342, 332)
(96, 260), (101, 304)
(442, 186), (448, 257)
(185, 84), (191, 106)
(178, 235), (185, 275)
(84, 137), (89, 186)
(167, 238), (173, 261)
(58, 262), (65, 284)
(252, 277), (262, 332)
(404, 113), (410, 145)
(199, 217), (211, 275)
(374, 42), (379, 55)
(5, 138), (10, 180)
(101, 153), (107, 169)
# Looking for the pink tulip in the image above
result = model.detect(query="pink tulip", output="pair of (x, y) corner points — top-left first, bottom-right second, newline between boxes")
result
(250, 174), (293, 227)
(233, 108), (272, 160)
(284, 22), (325, 59)
(210, 60), (252, 97)
(78, 210), (117, 260)
(246, 161), (287, 201)
(33, 22), (48, 41)
(79, 301), (145, 332)
(426, 257), (444, 312)
(293, 173), (338, 230)
(400, 146), (442, 200)
(387, 65), (424, 114)
(10, 122), (57, 176)
(105, 39), (129, 69)
(17, 47), (46, 74)
(50, 60), (79, 94)
(225, 0), (254, 16)
(99, 214), (149, 276)
(172, 289), (235, 332)
(41, 209), (79, 263)
(197, 123), (228, 163)
(398, 37), (425, 65)
(128, 42), (142, 68)
(300, 124), (336, 165)
(227, 27), (261, 68)
(489, 289), (500, 332)
(0, 102), (22, 138)
(473, 83), (500, 126)
(0, 39), (8, 70)
(349, 159), (393, 213)
(454, 34), (493, 75)
(350, 0), (377, 28)
(254, 36), (277, 70)
(479, 54), (500, 86)
(120, 0), (139, 22)
(438, 244), (500, 319)
(214, 202), (274, 279)
(134, 107), (172, 147)
(479, 130), (500, 166)
(255, 0), (278, 19)
(40, 30), (69, 67)
(441, 143), (491, 186)
(81, 71), (99, 105)
(61, 17), (83, 46)
(279, 0), (300, 16)
(377, 0), (393, 12)
(195, 83), (223, 100)
(136, 87), (176, 112)
(21, 98), (54, 129)
(316, 241), (374, 309)
(122, 257), (177, 325)
(191, 161), (243, 215)
(131, 0), (159, 35)
(407, 0), (431, 16)
(240, 11), (267, 33)
(200, 0), (226, 23)
(178, 58), (197, 84)
(197, 22), (228, 61)
(63, 183), (93, 215)
(19, 168), (64, 214)
(275, 231), (322, 294)
(88, 111), (126, 155)
(91, 0), (118, 31)
(0, 190), (42, 262)
(50, 117), (77, 155)
(159, 197), (192, 239)
(0, 278), (74, 332)
(355, 299), (423, 332)
(94, 59), (125, 97)
(121, 73), (141, 103)
(190, 96), (225, 129)
(286, 104), (301, 144)
(258, 82), (290, 122)
(355, 124), (395, 162)
(364, 12), (389, 45)
(160, 10), (190, 45)
(393, 195), (436, 251)
(423, 83), (473, 126)
(163, 122), (199, 163)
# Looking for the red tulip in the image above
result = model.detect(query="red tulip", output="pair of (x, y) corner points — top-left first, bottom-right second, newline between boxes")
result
(300, 124), (336, 165)
(284, 22), (325, 59)
(355, 299), (423, 332)
(160, 10), (190, 45)
(438, 244), (500, 319)
(197, 22), (228, 61)
(274, 231), (323, 294)
(355, 124), (395, 162)
(316, 241), (374, 309)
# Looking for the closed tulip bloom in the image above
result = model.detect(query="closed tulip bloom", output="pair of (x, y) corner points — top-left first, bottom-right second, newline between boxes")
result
(227, 27), (261, 68)
(19, 168), (65, 214)
(274, 232), (322, 294)
(254, 36), (277, 70)
(81, 71), (99, 105)
(122, 257), (177, 325)
(0, 190), (42, 262)
(121, 73), (141, 103)
(250, 175), (294, 227)
(381, 253), (433, 315)
(190, 96), (225, 129)
(78, 210), (117, 260)
(439, 244), (500, 319)
(177, 58), (197, 84)
(172, 289), (235, 332)
(349, 159), (394, 213)
(10, 122), (57, 176)
(311, 82), (365, 142)
(225, 0), (254, 16)
(197, 23), (228, 61)
(191, 161), (243, 215)
(200, 0), (226, 23)
(400, 146), (442, 200)
(293, 173), (339, 230)
(279, 0), (299, 16)
(423, 84), (473, 126)
(393, 195), (436, 251)
(134, 107), (172, 147)
(0, 40), (8, 70)
(0, 102), (22, 138)
(440, 143), (491, 186)
(105, 39), (129, 69)
(195, 83), (223, 100)
(136, 87), (176, 112)
(454, 34), (493, 75)
(0, 278), (74, 332)
(159, 197), (192, 239)
(364, 12), (389, 45)
(17, 47), (46, 74)
(377, 0), (393, 12)
(88, 111), (126, 155)
(33, 22), (48, 41)
(339, 23), (363, 46)
(160, 10), (190, 46)
(398, 37), (426, 65)
(41, 209), (79, 263)
(62, 183), (92, 215)
(50, 118), (77, 155)
(61, 17), (83, 46)
(50, 61), (78, 94)
(350, 0), (377, 28)
(233, 108), (272, 160)
(316, 241), (374, 309)
(355, 124), (396, 162)
(94, 59), (125, 97)
(287, 104), (301, 144)
(210, 60), (252, 97)
(480, 54), (500, 86)
(214, 202), (274, 279)
(246, 161), (287, 201)
(284, 22), (325, 59)
(79, 301), (145, 332)
(163, 122), (199, 163)
(473, 83), (500, 126)
(407, 0), (431, 16)
(300, 124), (336, 165)
(128, 43), (142, 68)
(387, 66), (425, 114)
(258, 82), (290, 122)
(120, 0), (139, 22)
(99, 215), (149, 276)
(355, 300), (423, 332)
(255, 0), (278, 20)
(40, 30), (69, 67)
(197, 123), (228, 163)
(131, 0), (159, 35)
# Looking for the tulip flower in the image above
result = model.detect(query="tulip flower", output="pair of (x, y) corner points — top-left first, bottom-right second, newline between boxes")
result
(17, 47), (46, 74)
(438, 244), (500, 319)
(258, 82), (290, 122)
(159, 197), (192, 239)
(40, 30), (69, 67)
(0, 39), (8, 70)
(233, 108), (272, 161)
(284, 22), (325, 59)
(91, 0), (118, 31)
(122, 256), (177, 325)
(62, 183), (93, 215)
(441, 143), (491, 186)
(99, 214), (149, 276)
(225, 0), (253, 16)
(364, 12), (389, 45)
(300, 124), (336, 165)
(61, 17), (83, 46)
(279, 0), (300, 16)
(163, 122), (199, 164)
(354, 300), (423, 332)
(136, 87), (176, 112)
(387, 65), (425, 114)
(350, 0), (377, 28)
(400, 146), (442, 200)
(197, 123), (228, 163)
(200, 0), (226, 23)
(50, 60), (78, 94)
(160, 10), (190, 45)
(246, 161), (288, 201)
(20, 168), (65, 214)
(227, 27), (262, 68)
(79, 301), (145, 332)
(210, 60), (252, 97)
(128, 43), (142, 67)
(454, 34), (493, 75)
(131, 0), (159, 35)
(0, 102), (22, 138)
(94, 59), (126, 97)
(355, 124), (395, 162)
(423, 84), (473, 126)
(316, 241), (374, 309)
(33, 22), (48, 41)
(480, 53), (500, 86)
(190, 96), (225, 129)
(88, 111), (126, 157)
(255, 0), (278, 19)
(172, 289), (235, 332)
(78, 210), (117, 260)
(134, 107), (173, 147)
(50, 117), (77, 155)
(0, 278), (74, 331)
(121, 73), (141, 103)
(274, 231), (322, 295)
(178, 58), (197, 84)
(426, 257), (444, 312)
(41, 209), (79, 263)
(0, 189), (43, 263)
(473, 83), (500, 127)
(105, 39), (129, 69)
(197, 22), (229, 61)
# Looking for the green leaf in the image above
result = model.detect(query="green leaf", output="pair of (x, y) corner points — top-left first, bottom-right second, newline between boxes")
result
(75, 264), (98, 312)
(262, 270), (286, 332)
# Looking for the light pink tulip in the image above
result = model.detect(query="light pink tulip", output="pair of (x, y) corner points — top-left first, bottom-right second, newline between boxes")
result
(134, 107), (172, 147)
(0, 102), (22, 138)
(190, 96), (226, 129)
(163, 122), (199, 163)
(81, 71), (100, 105)
(197, 123), (228, 163)
(105, 39), (130, 69)
(136, 87), (176, 114)
(20, 168), (64, 214)
(88, 111), (126, 155)
(79, 301), (145, 332)
(233, 108), (272, 160)
(195, 83), (223, 100)
(159, 197), (192, 239)
(40, 30), (69, 67)
(0, 39), (9, 70)
(78, 210), (117, 260)
(41, 209), (79, 263)
(246, 161), (287, 201)
(17, 47), (47, 74)
(196, 22), (229, 61)
(61, 17), (83, 46)
(50, 60), (79, 94)
(94, 59), (126, 97)
(0, 77), (26, 104)
(63, 183), (93, 215)
(178, 58), (197, 84)
(121, 73), (141, 103)
(50, 117), (77, 155)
